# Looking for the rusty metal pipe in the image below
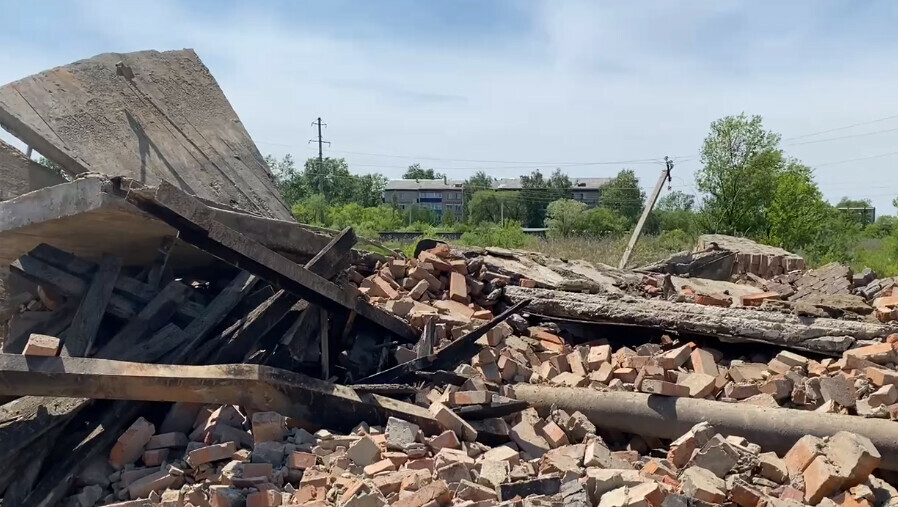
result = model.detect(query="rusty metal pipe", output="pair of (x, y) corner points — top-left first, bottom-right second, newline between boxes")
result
(511, 384), (898, 471)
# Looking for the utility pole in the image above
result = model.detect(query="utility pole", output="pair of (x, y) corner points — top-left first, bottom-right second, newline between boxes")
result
(308, 117), (330, 194)
(618, 157), (674, 270)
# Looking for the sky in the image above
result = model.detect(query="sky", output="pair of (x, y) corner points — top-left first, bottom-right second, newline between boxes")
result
(2, 0), (898, 213)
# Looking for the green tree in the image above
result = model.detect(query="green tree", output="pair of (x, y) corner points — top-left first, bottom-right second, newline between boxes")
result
(545, 199), (587, 237)
(468, 190), (526, 225)
(767, 163), (831, 252)
(835, 197), (875, 226)
(696, 114), (784, 236)
(578, 207), (629, 236)
(441, 207), (457, 227)
(465, 171), (494, 193)
(267, 154), (385, 207)
(291, 194), (329, 225)
(656, 191), (695, 212)
(600, 169), (645, 224)
(403, 163), (445, 180)
(520, 169), (572, 228)
(893, 196), (898, 212)
(36, 156), (70, 181)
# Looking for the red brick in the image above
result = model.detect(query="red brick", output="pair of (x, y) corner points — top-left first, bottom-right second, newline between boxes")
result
(804, 455), (847, 505)
(586, 344), (611, 370)
(448, 390), (490, 406)
(657, 343), (692, 369)
(186, 441), (237, 467)
(146, 432), (189, 449)
(640, 379), (689, 397)
(251, 411), (285, 445)
(287, 451), (315, 470)
(128, 469), (176, 499)
(695, 293), (732, 307)
(418, 251), (452, 271)
(449, 272), (469, 303)
(22, 333), (60, 356)
(370, 275), (399, 299)
(142, 448), (169, 467)
(866, 366), (898, 387)
(428, 430), (460, 452)
(243, 462), (273, 479)
(536, 420), (569, 448)
(530, 329), (565, 353)
(246, 490), (282, 507)
(740, 291), (781, 307)
(690, 347), (719, 376)
(784, 435), (824, 476)
(109, 417), (156, 468)
(613, 367), (638, 384)
(364, 458), (396, 476)
(392, 479), (450, 507)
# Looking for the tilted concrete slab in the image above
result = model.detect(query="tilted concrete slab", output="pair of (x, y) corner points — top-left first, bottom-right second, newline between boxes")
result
(0, 139), (66, 201)
(0, 49), (292, 220)
(0, 177), (335, 270)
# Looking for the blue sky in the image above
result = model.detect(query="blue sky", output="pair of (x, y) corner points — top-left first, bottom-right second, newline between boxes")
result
(2, 0), (898, 213)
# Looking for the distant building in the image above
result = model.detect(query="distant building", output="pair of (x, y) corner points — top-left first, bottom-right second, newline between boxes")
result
(383, 179), (465, 220)
(382, 176), (611, 220)
(490, 177), (611, 207)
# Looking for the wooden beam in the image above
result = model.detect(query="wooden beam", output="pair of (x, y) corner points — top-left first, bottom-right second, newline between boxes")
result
(319, 307), (330, 380)
(146, 235), (176, 288)
(0, 354), (445, 435)
(12, 246), (202, 322)
(415, 319), (435, 359)
(360, 299), (531, 384)
(1, 300), (76, 354)
(618, 162), (673, 269)
(96, 280), (191, 359)
(62, 253), (122, 357)
(122, 181), (417, 342)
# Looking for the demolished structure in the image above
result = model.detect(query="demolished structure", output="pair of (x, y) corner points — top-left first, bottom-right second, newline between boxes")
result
(1, 49), (898, 507)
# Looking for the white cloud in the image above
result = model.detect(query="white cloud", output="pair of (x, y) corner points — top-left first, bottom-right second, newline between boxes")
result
(2, 0), (898, 212)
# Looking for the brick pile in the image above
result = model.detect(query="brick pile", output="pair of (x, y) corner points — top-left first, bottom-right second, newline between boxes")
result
(72, 406), (894, 506)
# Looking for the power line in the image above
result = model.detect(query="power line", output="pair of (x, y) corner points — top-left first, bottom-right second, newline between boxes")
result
(783, 114), (898, 141)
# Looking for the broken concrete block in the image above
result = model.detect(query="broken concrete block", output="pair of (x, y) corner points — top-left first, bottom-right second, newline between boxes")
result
(825, 431), (881, 487)
(690, 435), (739, 477)
(347, 436), (382, 467)
(820, 375), (857, 407)
(385, 417), (420, 451)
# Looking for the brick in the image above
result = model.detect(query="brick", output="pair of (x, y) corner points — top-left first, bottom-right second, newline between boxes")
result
(509, 420), (550, 458)
(760, 376), (793, 401)
(691, 434), (739, 477)
(408, 279), (429, 300)
(109, 417), (156, 468)
(825, 431), (881, 487)
(640, 379), (689, 397)
(246, 490), (282, 507)
(865, 366), (898, 387)
(418, 251), (452, 271)
(448, 271), (469, 303)
(677, 372), (717, 398)
(866, 384), (898, 406)
(187, 441), (237, 467)
(22, 333), (60, 356)
(804, 455), (848, 505)
(844, 342), (898, 365)
(364, 458), (396, 476)
(250, 411), (285, 445)
(784, 435), (824, 476)
(385, 417), (420, 450)
(392, 479), (450, 507)
(598, 481), (663, 507)
(729, 363), (768, 383)
(586, 344), (612, 370)
(430, 402), (477, 442)
(428, 430), (460, 453)
(142, 448), (169, 467)
(497, 355), (519, 381)
(695, 293), (732, 307)
(536, 420), (569, 448)
(873, 295), (898, 308)
(690, 347), (718, 376)
(478, 459), (509, 489)
(347, 436), (382, 466)
(724, 382), (762, 400)
(128, 468), (176, 499)
(530, 329), (565, 353)
(731, 479), (767, 507)
(288, 451), (316, 470)
(584, 439), (632, 469)
(145, 432), (188, 450)
(680, 466), (726, 504)
(589, 362), (614, 383)
(449, 390), (490, 406)
(568, 350), (587, 376)
(634, 364), (665, 390)
(479, 444), (521, 465)
(740, 291), (781, 307)
(550, 371), (588, 387)
(758, 452), (788, 483)
(776, 350), (810, 368)
(613, 367), (638, 384)
(210, 485), (246, 507)
(658, 344), (692, 369)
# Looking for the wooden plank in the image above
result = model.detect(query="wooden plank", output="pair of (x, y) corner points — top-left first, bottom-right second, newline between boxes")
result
(146, 235), (176, 288)
(96, 280), (191, 359)
(415, 319), (435, 359)
(62, 253), (122, 357)
(303, 227), (357, 280)
(360, 299), (531, 384)
(122, 181), (417, 342)
(13, 246), (202, 321)
(0, 354), (445, 435)
(319, 307), (330, 380)
(213, 290), (298, 364)
(1, 300), (76, 354)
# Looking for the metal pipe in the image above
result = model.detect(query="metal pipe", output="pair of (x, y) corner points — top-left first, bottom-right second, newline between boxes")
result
(511, 384), (898, 471)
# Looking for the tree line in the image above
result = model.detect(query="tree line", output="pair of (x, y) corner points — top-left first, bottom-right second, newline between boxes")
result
(267, 113), (898, 274)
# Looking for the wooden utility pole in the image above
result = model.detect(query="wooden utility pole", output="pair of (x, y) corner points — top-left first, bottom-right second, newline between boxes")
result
(618, 157), (674, 270)
(309, 118), (330, 194)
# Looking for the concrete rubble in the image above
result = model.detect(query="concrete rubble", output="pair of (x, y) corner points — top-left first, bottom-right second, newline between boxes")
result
(1, 48), (898, 506)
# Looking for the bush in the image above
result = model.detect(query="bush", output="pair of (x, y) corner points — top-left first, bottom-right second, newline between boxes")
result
(657, 229), (695, 251)
(578, 207), (630, 237)
(459, 222), (530, 249)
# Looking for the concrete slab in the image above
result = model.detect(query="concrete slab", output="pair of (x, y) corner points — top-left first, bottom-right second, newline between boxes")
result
(0, 49), (291, 220)
(0, 177), (337, 270)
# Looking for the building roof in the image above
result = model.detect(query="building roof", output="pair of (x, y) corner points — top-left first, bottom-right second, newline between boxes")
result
(384, 179), (464, 191)
(492, 177), (612, 190)
(385, 177), (612, 192)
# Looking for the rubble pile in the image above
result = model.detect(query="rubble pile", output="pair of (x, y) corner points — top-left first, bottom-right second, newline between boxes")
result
(2, 48), (898, 506)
